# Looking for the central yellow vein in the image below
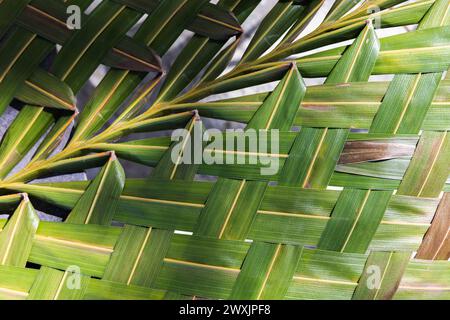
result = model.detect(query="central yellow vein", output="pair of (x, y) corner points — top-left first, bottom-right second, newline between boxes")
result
(95, 143), (168, 151)
(0, 287), (28, 298)
(84, 155), (114, 224)
(34, 235), (113, 253)
(0, 107), (43, 170)
(380, 45), (450, 56)
(112, 48), (160, 71)
(114, 75), (164, 125)
(229, 0), (241, 11)
(46, 152), (110, 170)
(199, 64), (291, 96)
(1, 200), (27, 265)
(170, 118), (197, 180)
(244, 3), (291, 60)
(340, 189), (371, 252)
(73, 71), (129, 141)
(127, 227), (152, 285)
(440, 3), (450, 26)
(34, 113), (77, 160)
(258, 210), (330, 220)
(27, 5), (67, 27)
(298, 55), (343, 63)
(327, 0), (351, 20)
(218, 180), (246, 239)
(284, 1), (322, 41)
(145, 0), (188, 46)
(197, 14), (242, 32)
(5, 183), (83, 195)
(431, 227), (449, 260)
(368, 0), (434, 21)
(164, 258), (240, 273)
(256, 244), (281, 299)
(344, 23), (371, 83)
(0, 34), (36, 83)
(293, 276), (356, 286)
(274, 0), (433, 57)
(0, 194), (22, 201)
(188, 101), (262, 106)
(202, 38), (241, 81)
(393, 74), (421, 134)
(417, 131), (447, 197)
(258, 209), (429, 227)
(302, 128), (328, 188)
(303, 101), (381, 106)
(53, 271), (68, 300)
(399, 285), (450, 291)
(380, 220), (430, 227)
(265, 65), (294, 130)
(120, 195), (204, 208)
(61, 6), (127, 81)
(373, 252), (393, 300)
(204, 149), (288, 158)
(158, 38), (209, 102)
(24, 80), (74, 110)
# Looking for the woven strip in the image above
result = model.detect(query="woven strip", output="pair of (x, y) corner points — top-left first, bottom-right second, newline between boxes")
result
(0, 0), (448, 300)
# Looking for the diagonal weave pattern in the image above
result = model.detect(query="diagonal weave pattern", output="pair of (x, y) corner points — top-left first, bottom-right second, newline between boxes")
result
(0, 0), (449, 300)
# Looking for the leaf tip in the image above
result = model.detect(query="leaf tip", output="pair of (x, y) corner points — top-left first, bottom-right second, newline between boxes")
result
(20, 193), (29, 203)
(109, 151), (117, 161)
(192, 109), (201, 121)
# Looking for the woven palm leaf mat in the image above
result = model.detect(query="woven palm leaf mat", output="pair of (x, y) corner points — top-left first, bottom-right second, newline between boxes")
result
(0, 0), (448, 300)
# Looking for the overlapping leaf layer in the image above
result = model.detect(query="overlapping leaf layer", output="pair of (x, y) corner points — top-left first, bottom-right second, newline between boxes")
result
(0, 0), (448, 300)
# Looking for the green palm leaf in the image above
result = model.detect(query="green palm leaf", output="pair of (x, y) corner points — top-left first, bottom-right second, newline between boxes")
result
(0, 0), (448, 301)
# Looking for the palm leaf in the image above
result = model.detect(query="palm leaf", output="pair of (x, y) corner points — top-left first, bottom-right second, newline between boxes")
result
(0, 0), (448, 301)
